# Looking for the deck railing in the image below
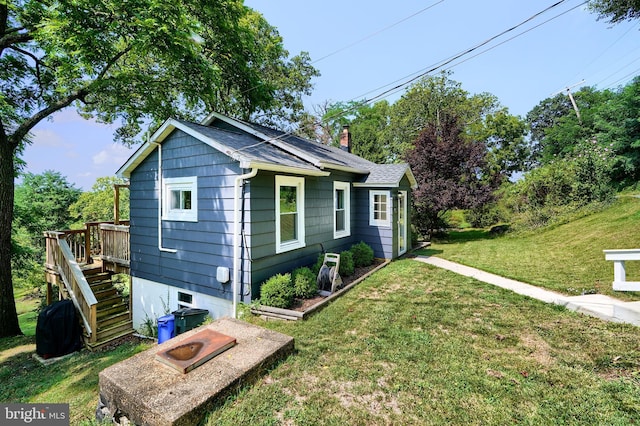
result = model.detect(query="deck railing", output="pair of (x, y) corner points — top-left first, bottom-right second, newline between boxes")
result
(52, 237), (98, 343)
(44, 221), (130, 268)
(100, 223), (130, 267)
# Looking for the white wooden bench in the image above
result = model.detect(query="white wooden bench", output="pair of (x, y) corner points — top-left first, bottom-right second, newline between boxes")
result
(603, 249), (640, 291)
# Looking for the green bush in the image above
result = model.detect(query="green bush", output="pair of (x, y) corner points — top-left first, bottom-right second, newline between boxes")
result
(339, 250), (355, 276)
(350, 241), (374, 267)
(259, 273), (293, 308)
(292, 267), (318, 299)
(466, 203), (508, 229)
(504, 143), (616, 229)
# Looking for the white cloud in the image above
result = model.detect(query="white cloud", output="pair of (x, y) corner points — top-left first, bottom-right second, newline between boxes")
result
(30, 129), (70, 148)
(92, 144), (133, 166)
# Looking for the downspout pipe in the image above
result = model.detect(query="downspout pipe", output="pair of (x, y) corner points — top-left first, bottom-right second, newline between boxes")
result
(152, 141), (177, 253)
(233, 168), (258, 318)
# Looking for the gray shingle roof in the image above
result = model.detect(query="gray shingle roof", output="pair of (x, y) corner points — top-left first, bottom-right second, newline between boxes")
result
(239, 121), (377, 172)
(177, 120), (322, 173)
(118, 113), (416, 188)
(360, 164), (414, 186)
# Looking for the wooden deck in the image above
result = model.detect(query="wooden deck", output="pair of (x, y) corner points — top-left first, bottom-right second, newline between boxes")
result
(44, 221), (133, 350)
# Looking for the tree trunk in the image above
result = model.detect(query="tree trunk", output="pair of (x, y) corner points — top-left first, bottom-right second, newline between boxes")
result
(0, 136), (22, 337)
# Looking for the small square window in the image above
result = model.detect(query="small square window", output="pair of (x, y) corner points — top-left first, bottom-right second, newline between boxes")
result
(163, 177), (198, 222)
(369, 190), (390, 227)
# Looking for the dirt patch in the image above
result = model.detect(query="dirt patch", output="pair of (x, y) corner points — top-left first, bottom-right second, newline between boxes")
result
(0, 343), (36, 364)
(332, 380), (401, 418)
(520, 332), (554, 367)
(93, 334), (151, 352)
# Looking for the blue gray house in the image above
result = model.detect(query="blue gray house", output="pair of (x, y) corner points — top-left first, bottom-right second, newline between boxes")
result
(117, 112), (416, 327)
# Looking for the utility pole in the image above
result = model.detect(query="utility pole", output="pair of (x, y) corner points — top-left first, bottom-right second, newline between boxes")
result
(553, 80), (585, 124)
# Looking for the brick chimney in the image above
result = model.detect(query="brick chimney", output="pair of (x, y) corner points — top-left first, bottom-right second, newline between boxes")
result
(339, 125), (351, 153)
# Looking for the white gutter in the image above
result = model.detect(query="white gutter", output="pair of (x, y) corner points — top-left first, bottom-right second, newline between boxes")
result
(152, 142), (177, 253)
(233, 168), (258, 318)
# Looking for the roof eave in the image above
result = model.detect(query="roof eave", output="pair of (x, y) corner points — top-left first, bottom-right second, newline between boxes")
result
(317, 161), (370, 174)
(244, 161), (330, 177)
(116, 118), (252, 177)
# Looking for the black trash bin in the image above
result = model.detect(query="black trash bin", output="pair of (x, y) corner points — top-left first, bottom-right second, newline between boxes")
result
(36, 299), (82, 359)
(171, 308), (209, 335)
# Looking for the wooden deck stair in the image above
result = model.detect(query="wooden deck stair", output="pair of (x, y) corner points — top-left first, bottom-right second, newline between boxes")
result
(83, 269), (134, 350)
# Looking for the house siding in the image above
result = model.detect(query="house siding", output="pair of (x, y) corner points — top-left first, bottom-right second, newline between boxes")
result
(248, 170), (358, 297)
(353, 175), (413, 260)
(129, 129), (251, 304)
(353, 187), (393, 259)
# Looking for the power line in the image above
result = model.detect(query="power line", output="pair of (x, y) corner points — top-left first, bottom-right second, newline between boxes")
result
(563, 21), (639, 88)
(311, 0), (446, 65)
(362, 0), (579, 105)
(596, 54), (640, 87)
(353, 0), (587, 104)
(602, 65), (640, 89)
(232, 0), (582, 153)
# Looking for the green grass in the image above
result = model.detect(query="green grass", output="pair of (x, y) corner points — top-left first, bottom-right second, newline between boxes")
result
(422, 197), (640, 301)
(14, 287), (41, 336)
(3, 199), (640, 424)
(0, 334), (152, 425)
(202, 260), (640, 425)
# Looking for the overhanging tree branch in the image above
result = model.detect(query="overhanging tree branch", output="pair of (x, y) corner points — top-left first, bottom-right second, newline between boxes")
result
(7, 45), (133, 148)
(7, 89), (86, 149)
(0, 31), (32, 50)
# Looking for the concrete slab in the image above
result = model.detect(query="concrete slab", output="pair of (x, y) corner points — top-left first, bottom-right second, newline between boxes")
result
(98, 318), (294, 426)
(558, 295), (622, 323)
(415, 255), (640, 327)
(415, 256), (565, 303)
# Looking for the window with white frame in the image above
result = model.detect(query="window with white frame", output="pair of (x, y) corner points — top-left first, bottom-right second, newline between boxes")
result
(334, 181), (351, 238)
(276, 175), (305, 253)
(163, 177), (198, 222)
(369, 190), (390, 227)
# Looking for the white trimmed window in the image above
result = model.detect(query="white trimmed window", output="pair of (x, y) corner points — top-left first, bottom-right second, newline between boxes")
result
(369, 190), (390, 227)
(334, 181), (351, 239)
(276, 175), (305, 253)
(163, 177), (198, 222)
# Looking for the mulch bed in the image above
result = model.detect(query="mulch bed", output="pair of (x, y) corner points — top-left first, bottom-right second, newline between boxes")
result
(288, 259), (386, 312)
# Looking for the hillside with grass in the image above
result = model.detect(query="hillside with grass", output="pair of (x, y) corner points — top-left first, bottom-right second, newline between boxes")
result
(425, 196), (640, 301)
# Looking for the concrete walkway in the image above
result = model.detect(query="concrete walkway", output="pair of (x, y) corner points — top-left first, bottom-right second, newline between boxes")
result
(415, 255), (640, 327)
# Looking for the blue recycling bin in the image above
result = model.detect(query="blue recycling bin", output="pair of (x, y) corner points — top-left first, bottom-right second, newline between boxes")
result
(157, 314), (175, 343)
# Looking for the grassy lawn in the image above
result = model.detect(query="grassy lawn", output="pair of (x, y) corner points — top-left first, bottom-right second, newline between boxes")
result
(422, 196), (640, 301)
(3, 202), (640, 424)
(202, 260), (640, 425)
(2, 287), (153, 425)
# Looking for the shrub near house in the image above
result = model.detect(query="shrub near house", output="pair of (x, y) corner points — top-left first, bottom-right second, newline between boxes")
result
(258, 242), (375, 310)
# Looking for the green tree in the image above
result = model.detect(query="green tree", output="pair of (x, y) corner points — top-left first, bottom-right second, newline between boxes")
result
(406, 114), (499, 238)
(1, 0), (318, 336)
(317, 100), (392, 163)
(14, 171), (81, 245)
(12, 171), (80, 290)
(588, 0), (640, 23)
(593, 76), (640, 185)
(70, 177), (130, 224)
(476, 109), (529, 176)
(385, 72), (499, 161)
(526, 86), (614, 164)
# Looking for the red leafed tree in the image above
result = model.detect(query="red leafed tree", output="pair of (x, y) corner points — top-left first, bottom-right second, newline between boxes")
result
(406, 114), (499, 237)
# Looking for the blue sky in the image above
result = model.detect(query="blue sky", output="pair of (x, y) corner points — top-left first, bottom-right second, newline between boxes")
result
(22, 0), (639, 190)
